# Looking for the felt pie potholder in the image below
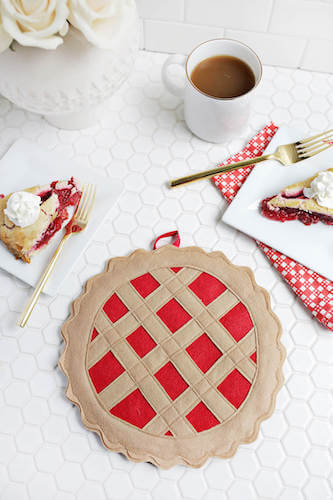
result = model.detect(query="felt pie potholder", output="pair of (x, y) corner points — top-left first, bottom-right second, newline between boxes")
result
(60, 235), (285, 468)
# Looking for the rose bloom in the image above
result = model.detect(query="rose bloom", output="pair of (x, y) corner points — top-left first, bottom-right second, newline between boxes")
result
(0, 14), (12, 52)
(68, 0), (136, 49)
(1, 0), (69, 50)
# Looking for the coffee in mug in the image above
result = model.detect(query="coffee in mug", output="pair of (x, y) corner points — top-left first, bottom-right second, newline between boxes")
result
(190, 55), (255, 99)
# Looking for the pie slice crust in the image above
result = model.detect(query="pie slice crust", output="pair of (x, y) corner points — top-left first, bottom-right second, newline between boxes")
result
(0, 178), (81, 262)
(261, 168), (333, 225)
(60, 245), (285, 469)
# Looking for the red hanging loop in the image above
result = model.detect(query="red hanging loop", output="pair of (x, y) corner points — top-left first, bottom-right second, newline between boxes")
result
(153, 231), (181, 250)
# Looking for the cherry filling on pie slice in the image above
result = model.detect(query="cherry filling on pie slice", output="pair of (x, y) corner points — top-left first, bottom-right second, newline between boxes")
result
(261, 168), (333, 226)
(0, 178), (81, 263)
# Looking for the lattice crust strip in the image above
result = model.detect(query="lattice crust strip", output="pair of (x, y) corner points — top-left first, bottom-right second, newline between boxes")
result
(60, 246), (285, 469)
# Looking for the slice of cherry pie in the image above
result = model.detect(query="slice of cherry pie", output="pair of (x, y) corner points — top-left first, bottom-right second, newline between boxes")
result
(0, 178), (81, 263)
(261, 168), (333, 226)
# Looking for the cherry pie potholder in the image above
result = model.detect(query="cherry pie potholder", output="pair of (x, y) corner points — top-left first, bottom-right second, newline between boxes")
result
(60, 235), (285, 468)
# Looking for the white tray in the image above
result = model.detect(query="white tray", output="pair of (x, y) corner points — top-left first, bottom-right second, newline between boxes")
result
(222, 125), (333, 281)
(0, 139), (123, 295)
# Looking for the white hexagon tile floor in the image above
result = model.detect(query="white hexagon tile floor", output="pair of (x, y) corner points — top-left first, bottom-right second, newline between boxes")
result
(0, 50), (333, 500)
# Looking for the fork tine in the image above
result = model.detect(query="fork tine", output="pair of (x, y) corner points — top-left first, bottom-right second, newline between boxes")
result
(77, 184), (93, 218)
(75, 184), (89, 219)
(297, 128), (333, 145)
(78, 184), (96, 222)
(84, 186), (96, 222)
(298, 143), (333, 159)
(297, 135), (333, 153)
(79, 184), (93, 221)
(84, 185), (96, 222)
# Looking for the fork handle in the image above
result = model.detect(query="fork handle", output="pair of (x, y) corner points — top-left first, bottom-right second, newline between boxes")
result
(170, 153), (274, 188)
(18, 232), (72, 328)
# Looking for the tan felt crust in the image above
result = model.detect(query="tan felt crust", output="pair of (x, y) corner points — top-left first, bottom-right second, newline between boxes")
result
(60, 246), (285, 469)
(268, 167), (333, 215)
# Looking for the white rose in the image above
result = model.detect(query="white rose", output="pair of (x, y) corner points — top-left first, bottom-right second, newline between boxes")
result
(1, 0), (69, 50)
(68, 0), (136, 49)
(0, 14), (12, 52)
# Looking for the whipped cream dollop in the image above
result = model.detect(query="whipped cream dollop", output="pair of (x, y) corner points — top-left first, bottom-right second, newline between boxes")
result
(4, 191), (41, 228)
(304, 170), (333, 209)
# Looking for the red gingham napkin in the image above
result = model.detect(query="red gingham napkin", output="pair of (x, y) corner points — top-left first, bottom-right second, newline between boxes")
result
(213, 122), (333, 332)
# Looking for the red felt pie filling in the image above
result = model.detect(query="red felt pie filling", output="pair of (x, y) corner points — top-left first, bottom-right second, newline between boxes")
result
(261, 195), (333, 226)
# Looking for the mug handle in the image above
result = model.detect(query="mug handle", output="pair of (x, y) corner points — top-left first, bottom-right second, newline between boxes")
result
(162, 54), (187, 98)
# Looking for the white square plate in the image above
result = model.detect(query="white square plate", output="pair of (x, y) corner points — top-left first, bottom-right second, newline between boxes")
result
(0, 139), (123, 296)
(222, 125), (333, 281)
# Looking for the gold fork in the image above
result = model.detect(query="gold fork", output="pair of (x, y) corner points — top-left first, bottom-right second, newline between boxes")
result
(18, 184), (96, 328)
(170, 129), (333, 188)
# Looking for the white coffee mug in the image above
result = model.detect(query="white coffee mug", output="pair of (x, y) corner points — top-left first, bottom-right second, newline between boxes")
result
(162, 38), (262, 143)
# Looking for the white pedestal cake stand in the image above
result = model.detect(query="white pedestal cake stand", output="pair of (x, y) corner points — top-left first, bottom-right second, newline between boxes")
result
(0, 15), (139, 130)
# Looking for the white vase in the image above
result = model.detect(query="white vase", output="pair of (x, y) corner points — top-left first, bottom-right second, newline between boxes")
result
(0, 8), (139, 130)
